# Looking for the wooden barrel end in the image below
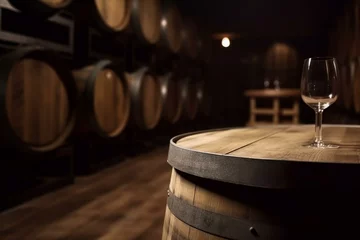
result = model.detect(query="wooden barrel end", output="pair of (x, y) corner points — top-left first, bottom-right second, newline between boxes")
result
(1, 47), (77, 152)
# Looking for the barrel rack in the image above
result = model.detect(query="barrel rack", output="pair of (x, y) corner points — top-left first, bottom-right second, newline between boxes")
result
(0, 0), (75, 210)
(0, 0), (210, 211)
(0, 0), (73, 55)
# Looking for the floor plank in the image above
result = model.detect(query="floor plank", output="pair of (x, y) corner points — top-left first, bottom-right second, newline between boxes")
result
(0, 147), (171, 240)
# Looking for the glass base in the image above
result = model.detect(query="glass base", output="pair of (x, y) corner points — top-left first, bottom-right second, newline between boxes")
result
(305, 141), (339, 149)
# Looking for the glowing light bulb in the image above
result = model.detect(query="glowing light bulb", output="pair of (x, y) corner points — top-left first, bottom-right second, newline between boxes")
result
(221, 37), (230, 48)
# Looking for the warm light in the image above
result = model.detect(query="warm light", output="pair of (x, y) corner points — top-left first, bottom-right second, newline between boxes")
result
(161, 19), (167, 27)
(106, 71), (112, 79)
(221, 37), (230, 48)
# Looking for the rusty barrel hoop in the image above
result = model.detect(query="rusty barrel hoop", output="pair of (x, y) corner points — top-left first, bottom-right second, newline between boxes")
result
(0, 46), (77, 152)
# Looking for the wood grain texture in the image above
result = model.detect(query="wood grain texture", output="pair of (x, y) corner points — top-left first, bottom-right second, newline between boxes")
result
(176, 125), (360, 163)
(6, 59), (70, 146)
(162, 169), (273, 239)
(94, 0), (130, 31)
(94, 69), (129, 136)
(137, 0), (161, 43)
(163, 164), (360, 239)
(176, 127), (284, 154)
(73, 65), (130, 137)
(125, 70), (162, 130)
(0, 147), (171, 240)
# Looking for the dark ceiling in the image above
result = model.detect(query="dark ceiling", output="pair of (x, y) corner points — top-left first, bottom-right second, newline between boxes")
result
(176, 0), (347, 38)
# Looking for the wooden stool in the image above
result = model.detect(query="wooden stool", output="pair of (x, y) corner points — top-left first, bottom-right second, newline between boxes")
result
(244, 88), (300, 126)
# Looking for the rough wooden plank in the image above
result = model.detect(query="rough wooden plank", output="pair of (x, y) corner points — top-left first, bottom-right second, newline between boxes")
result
(229, 125), (360, 163)
(0, 147), (170, 240)
(176, 127), (286, 154)
(96, 172), (169, 240)
(34, 166), (170, 240)
(0, 158), (156, 236)
(134, 217), (164, 240)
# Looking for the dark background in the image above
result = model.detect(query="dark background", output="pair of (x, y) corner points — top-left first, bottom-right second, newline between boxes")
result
(177, 0), (352, 126)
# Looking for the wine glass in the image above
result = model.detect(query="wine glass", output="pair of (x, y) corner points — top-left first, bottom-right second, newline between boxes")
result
(301, 57), (339, 148)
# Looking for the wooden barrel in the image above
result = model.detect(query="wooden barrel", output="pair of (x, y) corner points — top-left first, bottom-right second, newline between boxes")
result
(90, 0), (131, 33)
(159, 4), (183, 53)
(159, 73), (183, 124)
(265, 43), (298, 71)
(73, 60), (130, 138)
(125, 67), (162, 130)
(163, 125), (360, 239)
(180, 21), (199, 59)
(181, 78), (199, 120)
(0, 46), (77, 152)
(131, 0), (161, 44)
(264, 42), (298, 87)
(8, 0), (72, 17)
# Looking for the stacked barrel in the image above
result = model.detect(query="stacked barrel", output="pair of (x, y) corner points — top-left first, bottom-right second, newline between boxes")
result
(329, 0), (360, 113)
(0, 0), (210, 153)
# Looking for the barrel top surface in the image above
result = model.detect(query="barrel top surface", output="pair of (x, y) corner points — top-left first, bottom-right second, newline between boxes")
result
(174, 125), (360, 164)
(169, 125), (360, 188)
(244, 88), (300, 98)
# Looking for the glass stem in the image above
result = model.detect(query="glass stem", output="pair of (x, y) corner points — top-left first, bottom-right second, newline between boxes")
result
(315, 110), (323, 144)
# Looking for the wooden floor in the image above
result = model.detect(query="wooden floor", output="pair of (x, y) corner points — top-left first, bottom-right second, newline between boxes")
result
(0, 147), (171, 240)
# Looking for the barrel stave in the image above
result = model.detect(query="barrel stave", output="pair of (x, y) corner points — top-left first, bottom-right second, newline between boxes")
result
(164, 167), (360, 239)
